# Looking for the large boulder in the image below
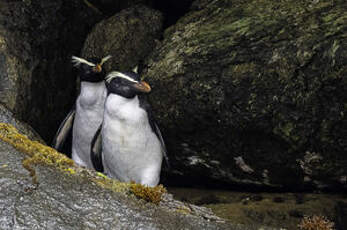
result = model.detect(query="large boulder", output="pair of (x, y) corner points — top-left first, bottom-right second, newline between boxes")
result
(86, 0), (154, 15)
(0, 124), (274, 230)
(0, 104), (43, 143)
(0, 0), (102, 142)
(82, 5), (163, 73)
(143, 0), (347, 190)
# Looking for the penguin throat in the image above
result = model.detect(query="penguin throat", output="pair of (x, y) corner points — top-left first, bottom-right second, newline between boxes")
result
(79, 72), (104, 83)
(80, 77), (104, 83)
(111, 87), (137, 99)
(106, 94), (139, 115)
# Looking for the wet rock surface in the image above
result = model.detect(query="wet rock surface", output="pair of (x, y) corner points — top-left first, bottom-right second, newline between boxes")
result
(335, 201), (347, 230)
(0, 0), (101, 142)
(0, 104), (43, 143)
(0, 133), (262, 230)
(85, 0), (154, 16)
(169, 187), (347, 230)
(82, 5), (163, 73)
(143, 0), (347, 190)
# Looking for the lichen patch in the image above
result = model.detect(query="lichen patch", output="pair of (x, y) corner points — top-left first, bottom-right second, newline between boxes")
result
(0, 123), (74, 183)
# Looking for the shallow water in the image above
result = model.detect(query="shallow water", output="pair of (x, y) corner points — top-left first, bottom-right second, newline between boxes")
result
(168, 187), (347, 230)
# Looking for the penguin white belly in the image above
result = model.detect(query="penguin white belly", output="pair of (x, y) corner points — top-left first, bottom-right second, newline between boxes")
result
(72, 82), (106, 169)
(102, 95), (163, 187)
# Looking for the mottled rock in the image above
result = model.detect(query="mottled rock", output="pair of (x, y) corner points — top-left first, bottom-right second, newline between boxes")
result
(335, 201), (347, 230)
(82, 5), (163, 73)
(0, 130), (258, 230)
(86, 0), (154, 15)
(0, 104), (43, 143)
(143, 0), (347, 190)
(0, 0), (101, 142)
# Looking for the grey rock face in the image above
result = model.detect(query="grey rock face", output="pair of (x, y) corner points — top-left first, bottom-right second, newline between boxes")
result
(0, 139), (258, 230)
(82, 5), (163, 73)
(143, 0), (347, 190)
(0, 104), (43, 143)
(0, 0), (101, 142)
(85, 0), (155, 15)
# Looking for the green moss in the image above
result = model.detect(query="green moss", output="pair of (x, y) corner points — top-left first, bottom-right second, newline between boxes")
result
(92, 175), (168, 204)
(273, 122), (302, 146)
(282, 122), (294, 137)
(0, 123), (169, 205)
(0, 123), (74, 184)
(92, 175), (131, 193)
(298, 215), (335, 230)
(130, 183), (167, 205)
(175, 206), (192, 215)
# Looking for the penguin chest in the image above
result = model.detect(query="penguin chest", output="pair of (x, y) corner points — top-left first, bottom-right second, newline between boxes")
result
(72, 82), (106, 167)
(75, 82), (106, 127)
(75, 88), (106, 131)
(102, 95), (163, 183)
(104, 95), (148, 143)
(78, 88), (105, 108)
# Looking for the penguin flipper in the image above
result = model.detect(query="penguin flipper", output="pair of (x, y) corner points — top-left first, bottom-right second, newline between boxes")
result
(138, 96), (170, 169)
(154, 122), (170, 170)
(51, 108), (75, 153)
(91, 124), (104, 172)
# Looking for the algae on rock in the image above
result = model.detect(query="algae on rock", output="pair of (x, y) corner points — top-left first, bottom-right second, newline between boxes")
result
(0, 123), (242, 230)
(82, 5), (163, 73)
(143, 0), (347, 190)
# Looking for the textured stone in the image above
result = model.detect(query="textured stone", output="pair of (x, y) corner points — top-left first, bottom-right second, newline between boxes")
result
(0, 135), (260, 230)
(143, 0), (347, 190)
(0, 0), (101, 142)
(86, 0), (154, 15)
(0, 104), (43, 143)
(82, 5), (163, 73)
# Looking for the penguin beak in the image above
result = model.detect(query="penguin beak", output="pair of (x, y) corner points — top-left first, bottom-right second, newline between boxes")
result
(93, 64), (102, 73)
(133, 81), (151, 93)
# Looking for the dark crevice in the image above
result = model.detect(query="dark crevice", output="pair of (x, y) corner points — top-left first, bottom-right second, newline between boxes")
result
(152, 0), (194, 29)
(88, 0), (194, 30)
(161, 172), (347, 193)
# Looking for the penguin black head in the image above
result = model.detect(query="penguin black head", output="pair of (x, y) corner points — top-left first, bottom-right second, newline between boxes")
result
(105, 70), (151, 99)
(72, 55), (111, 82)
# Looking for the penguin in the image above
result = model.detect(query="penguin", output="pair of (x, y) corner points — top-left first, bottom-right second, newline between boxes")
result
(52, 55), (111, 169)
(91, 69), (169, 187)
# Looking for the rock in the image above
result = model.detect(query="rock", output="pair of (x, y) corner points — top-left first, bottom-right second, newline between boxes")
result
(153, 1), (195, 28)
(86, 0), (155, 16)
(0, 104), (43, 143)
(82, 5), (163, 73)
(143, 0), (347, 190)
(0, 124), (265, 230)
(335, 201), (347, 230)
(0, 0), (101, 142)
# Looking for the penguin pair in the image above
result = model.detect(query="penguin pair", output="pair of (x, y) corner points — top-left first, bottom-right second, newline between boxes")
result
(52, 56), (168, 187)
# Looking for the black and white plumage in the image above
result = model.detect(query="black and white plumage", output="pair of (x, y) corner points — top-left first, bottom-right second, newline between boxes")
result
(91, 69), (168, 187)
(52, 55), (111, 169)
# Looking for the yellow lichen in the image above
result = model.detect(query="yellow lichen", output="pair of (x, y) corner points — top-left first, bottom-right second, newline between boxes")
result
(298, 215), (335, 230)
(96, 172), (108, 179)
(92, 176), (131, 194)
(64, 168), (76, 174)
(0, 123), (74, 184)
(175, 206), (192, 215)
(130, 183), (167, 205)
(0, 123), (167, 204)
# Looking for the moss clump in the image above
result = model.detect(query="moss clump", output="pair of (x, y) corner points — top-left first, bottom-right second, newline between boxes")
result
(92, 176), (167, 205)
(92, 174), (131, 194)
(130, 183), (167, 205)
(0, 123), (74, 184)
(0, 123), (167, 204)
(298, 215), (335, 230)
